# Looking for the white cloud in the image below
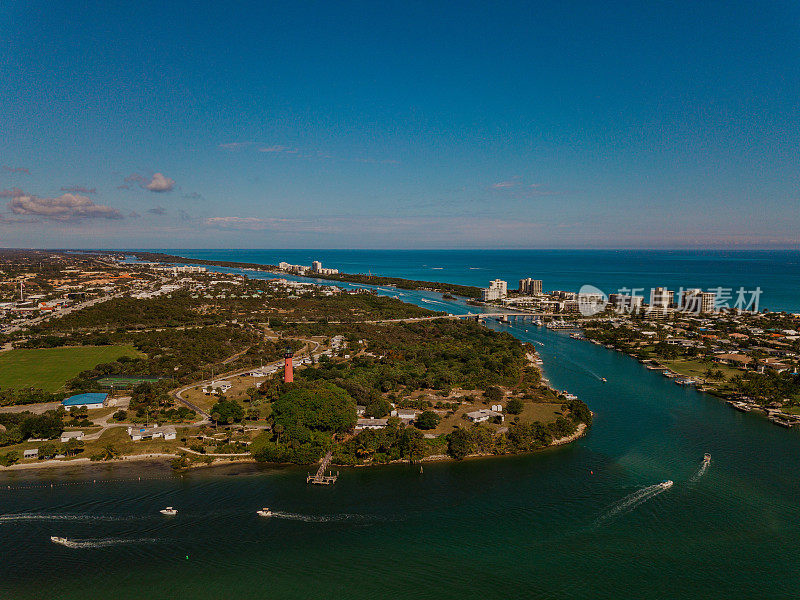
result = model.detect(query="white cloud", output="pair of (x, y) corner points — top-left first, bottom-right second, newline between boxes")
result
(145, 172), (175, 192)
(8, 192), (122, 221)
(258, 145), (298, 154)
(204, 216), (274, 230)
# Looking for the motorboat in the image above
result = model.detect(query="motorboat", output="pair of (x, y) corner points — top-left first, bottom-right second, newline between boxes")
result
(50, 536), (69, 545)
(256, 507), (273, 517)
(600, 377), (607, 383)
(160, 507), (178, 516)
(703, 453), (711, 464)
(659, 480), (674, 490)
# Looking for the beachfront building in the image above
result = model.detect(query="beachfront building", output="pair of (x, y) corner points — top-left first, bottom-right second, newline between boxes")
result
(518, 278), (543, 295)
(650, 287), (674, 310)
(481, 279), (508, 302)
(608, 294), (644, 313)
(62, 392), (108, 411)
(680, 289), (716, 314)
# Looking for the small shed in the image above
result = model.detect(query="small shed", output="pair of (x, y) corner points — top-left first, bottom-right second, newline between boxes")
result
(23, 449), (38, 459)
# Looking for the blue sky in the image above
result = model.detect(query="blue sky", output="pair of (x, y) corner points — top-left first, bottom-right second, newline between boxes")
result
(1, 1), (798, 249)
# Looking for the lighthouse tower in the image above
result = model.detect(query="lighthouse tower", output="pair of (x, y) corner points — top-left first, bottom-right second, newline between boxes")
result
(283, 350), (294, 383)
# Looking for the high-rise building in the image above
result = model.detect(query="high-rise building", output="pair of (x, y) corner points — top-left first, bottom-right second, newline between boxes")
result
(312, 261), (322, 273)
(679, 289), (716, 313)
(650, 287), (674, 310)
(481, 279), (508, 302)
(518, 278), (543, 295)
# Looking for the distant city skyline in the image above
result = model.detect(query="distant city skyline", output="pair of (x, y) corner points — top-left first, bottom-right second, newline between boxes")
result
(1, 1), (798, 249)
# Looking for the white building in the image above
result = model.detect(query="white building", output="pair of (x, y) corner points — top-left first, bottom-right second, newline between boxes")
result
(202, 381), (232, 395)
(650, 287), (674, 310)
(60, 431), (85, 443)
(481, 279), (508, 302)
(127, 425), (177, 441)
(465, 409), (504, 423)
(680, 289), (716, 313)
(355, 418), (389, 430)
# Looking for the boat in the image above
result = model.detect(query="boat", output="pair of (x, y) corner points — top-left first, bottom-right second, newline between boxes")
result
(160, 507), (178, 516)
(600, 377), (607, 383)
(50, 536), (69, 545)
(703, 453), (711, 464)
(256, 507), (273, 517)
(659, 480), (674, 490)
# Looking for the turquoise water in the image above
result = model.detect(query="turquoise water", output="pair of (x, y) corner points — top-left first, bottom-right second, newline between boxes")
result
(2, 253), (800, 598)
(150, 248), (800, 312)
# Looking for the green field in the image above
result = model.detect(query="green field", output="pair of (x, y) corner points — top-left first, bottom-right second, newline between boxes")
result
(0, 345), (143, 392)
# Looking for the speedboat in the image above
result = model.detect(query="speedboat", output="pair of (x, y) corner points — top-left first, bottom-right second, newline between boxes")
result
(600, 377), (607, 383)
(659, 480), (674, 490)
(703, 453), (711, 464)
(50, 536), (69, 545)
(256, 507), (273, 517)
(160, 507), (178, 516)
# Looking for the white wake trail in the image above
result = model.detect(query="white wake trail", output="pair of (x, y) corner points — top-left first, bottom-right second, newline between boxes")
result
(596, 483), (670, 524)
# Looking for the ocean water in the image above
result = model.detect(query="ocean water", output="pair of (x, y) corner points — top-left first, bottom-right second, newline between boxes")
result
(149, 249), (800, 313)
(2, 251), (800, 598)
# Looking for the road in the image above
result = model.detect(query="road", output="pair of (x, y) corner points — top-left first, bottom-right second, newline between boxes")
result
(171, 336), (324, 421)
(1, 291), (126, 334)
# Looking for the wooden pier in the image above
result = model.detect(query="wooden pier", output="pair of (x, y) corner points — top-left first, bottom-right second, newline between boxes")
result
(307, 450), (339, 485)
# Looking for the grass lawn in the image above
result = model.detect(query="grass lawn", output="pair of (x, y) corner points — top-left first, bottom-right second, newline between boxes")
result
(662, 358), (742, 381)
(423, 399), (563, 437)
(0, 345), (143, 392)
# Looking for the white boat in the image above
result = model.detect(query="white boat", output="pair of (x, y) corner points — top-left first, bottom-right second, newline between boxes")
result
(160, 506), (178, 516)
(256, 507), (273, 517)
(600, 377), (607, 383)
(659, 480), (674, 490)
(50, 536), (69, 545)
(703, 453), (711, 464)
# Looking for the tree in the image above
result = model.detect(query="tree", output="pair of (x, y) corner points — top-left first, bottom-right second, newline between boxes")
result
(485, 386), (504, 403)
(415, 410), (440, 430)
(506, 398), (524, 415)
(112, 410), (127, 421)
(65, 439), (84, 456)
(272, 382), (357, 433)
(0, 450), (20, 466)
(210, 398), (245, 424)
(39, 442), (58, 459)
(447, 427), (475, 460)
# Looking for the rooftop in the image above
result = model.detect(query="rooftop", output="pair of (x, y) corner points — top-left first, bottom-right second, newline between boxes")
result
(62, 392), (108, 406)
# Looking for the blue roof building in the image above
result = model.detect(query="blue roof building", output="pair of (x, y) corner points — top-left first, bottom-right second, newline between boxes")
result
(62, 392), (108, 409)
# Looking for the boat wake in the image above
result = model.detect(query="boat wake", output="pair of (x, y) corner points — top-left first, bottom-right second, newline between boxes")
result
(51, 536), (160, 549)
(0, 513), (134, 523)
(690, 461), (710, 482)
(270, 511), (385, 523)
(595, 483), (671, 524)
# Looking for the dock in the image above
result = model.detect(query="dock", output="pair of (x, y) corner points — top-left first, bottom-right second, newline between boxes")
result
(307, 450), (339, 485)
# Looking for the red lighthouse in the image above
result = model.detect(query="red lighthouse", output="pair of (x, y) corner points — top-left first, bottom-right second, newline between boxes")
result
(283, 350), (294, 383)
